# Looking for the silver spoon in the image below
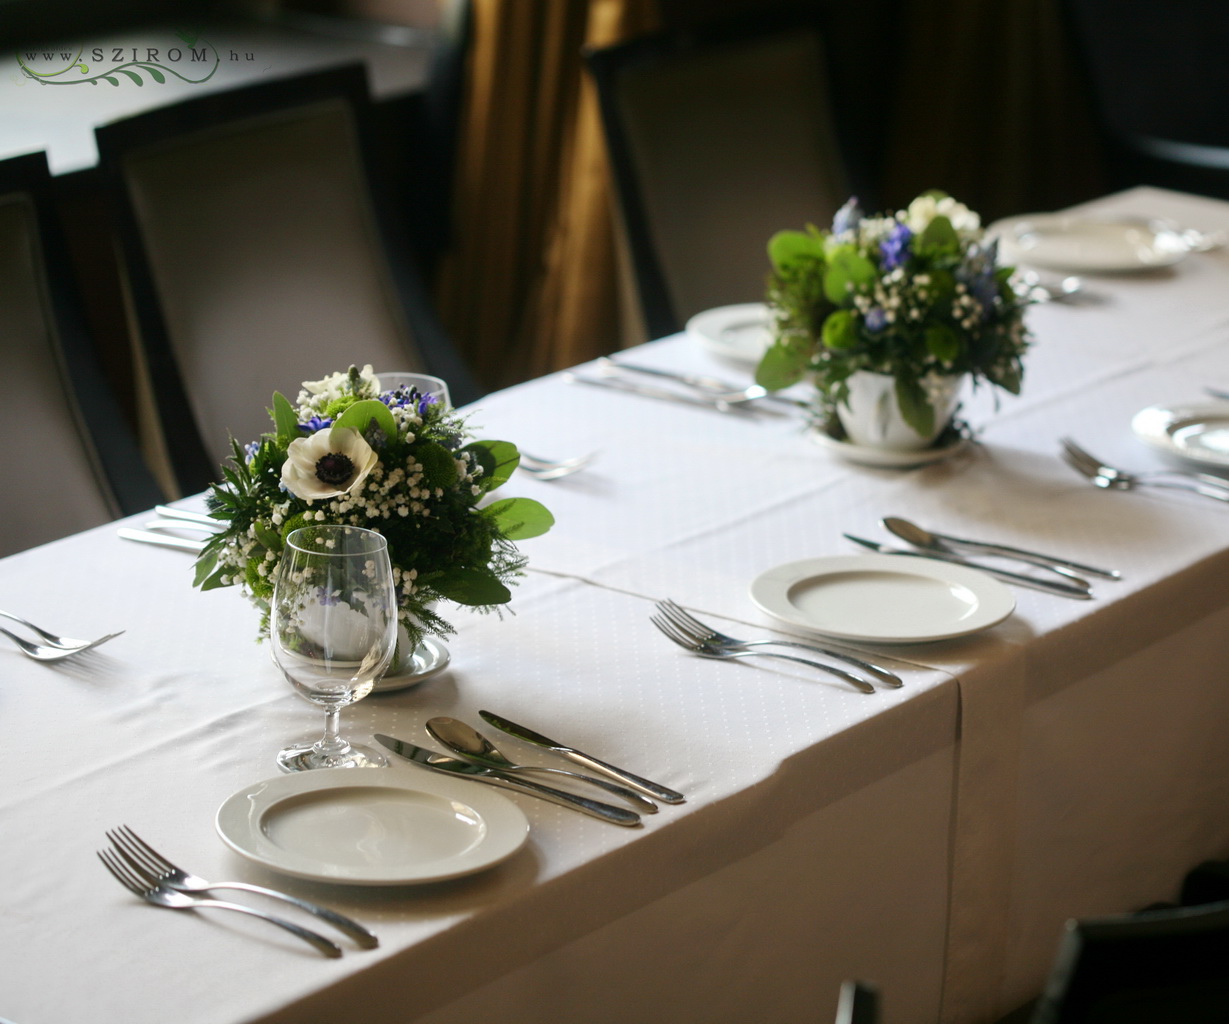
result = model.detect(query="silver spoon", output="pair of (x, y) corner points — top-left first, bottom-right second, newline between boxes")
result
(881, 517), (1115, 582)
(426, 717), (659, 813)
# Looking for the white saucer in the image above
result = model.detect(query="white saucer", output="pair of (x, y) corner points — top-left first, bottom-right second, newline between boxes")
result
(216, 769), (529, 885)
(811, 424), (970, 468)
(990, 214), (1188, 273)
(1131, 402), (1229, 469)
(686, 303), (772, 364)
(372, 637), (450, 693)
(749, 553), (1015, 643)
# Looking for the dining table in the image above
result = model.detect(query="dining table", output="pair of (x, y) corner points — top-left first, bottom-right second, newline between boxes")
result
(3, 184), (1229, 1024)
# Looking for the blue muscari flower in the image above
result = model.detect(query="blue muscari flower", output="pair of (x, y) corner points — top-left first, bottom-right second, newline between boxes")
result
(301, 415), (332, 432)
(244, 440), (260, 463)
(880, 223), (912, 270)
(832, 197), (862, 235)
(417, 393), (437, 418)
(960, 240), (1000, 319)
(864, 307), (888, 333)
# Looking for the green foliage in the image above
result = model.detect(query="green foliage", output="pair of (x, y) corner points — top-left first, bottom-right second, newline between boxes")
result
(758, 192), (1032, 436)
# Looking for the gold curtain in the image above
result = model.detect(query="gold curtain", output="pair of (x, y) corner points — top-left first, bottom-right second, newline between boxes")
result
(436, 0), (659, 391)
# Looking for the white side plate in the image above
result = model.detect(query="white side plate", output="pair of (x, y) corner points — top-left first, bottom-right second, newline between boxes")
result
(991, 214), (1187, 272)
(216, 769), (529, 885)
(1132, 403), (1229, 469)
(749, 554), (1015, 643)
(686, 303), (772, 364)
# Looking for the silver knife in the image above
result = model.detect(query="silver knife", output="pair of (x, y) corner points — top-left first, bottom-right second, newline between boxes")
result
(563, 372), (754, 414)
(373, 734), (642, 827)
(477, 711), (686, 804)
(599, 358), (805, 411)
(117, 528), (206, 553)
(881, 516), (1121, 581)
(843, 534), (1093, 599)
(155, 505), (224, 528)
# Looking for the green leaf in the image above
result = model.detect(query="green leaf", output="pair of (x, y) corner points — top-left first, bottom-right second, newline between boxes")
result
(462, 440), (519, 492)
(894, 376), (935, 437)
(821, 309), (859, 350)
(767, 229), (825, 270)
(925, 324), (961, 362)
(103, 75), (119, 86)
(415, 441), (459, 490)
(485, 497), (554, 539)
(142, 65), (166, 84)
(119, 68), (143, 85)
(333, 399), (396, 442)
(915, 214), (959, 257)
(270, 391), (300, 442)
(755, 338), (809, 390)
(432, 567), (513, 606)
(192, 548), (218, 587)
(253, 520), (282, 553)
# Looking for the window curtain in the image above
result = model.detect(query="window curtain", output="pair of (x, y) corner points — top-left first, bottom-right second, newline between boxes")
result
(436, 0), (659, 391)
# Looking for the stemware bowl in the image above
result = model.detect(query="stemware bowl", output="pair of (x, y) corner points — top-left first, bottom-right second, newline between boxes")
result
(270, 525), (397, 772)
(375, 370), (451, 411)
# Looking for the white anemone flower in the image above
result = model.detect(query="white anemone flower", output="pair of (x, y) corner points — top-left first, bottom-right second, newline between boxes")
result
(281, 426), (379, 500)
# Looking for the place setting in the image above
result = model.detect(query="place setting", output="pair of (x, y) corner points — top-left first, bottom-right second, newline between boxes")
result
(1061, 435), (1229, 504)
(0, 609), (124, 662)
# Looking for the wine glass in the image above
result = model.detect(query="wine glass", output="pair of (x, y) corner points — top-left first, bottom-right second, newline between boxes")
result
(375, 371), (451, 411)
(270, 525), (397, 772)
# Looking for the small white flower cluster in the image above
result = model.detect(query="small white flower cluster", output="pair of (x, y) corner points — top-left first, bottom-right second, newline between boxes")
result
(296, 364), (379, 417)
(904, 194), (981, 238)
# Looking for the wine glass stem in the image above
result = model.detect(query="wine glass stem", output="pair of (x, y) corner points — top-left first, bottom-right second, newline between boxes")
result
(316, 707), (349, 757)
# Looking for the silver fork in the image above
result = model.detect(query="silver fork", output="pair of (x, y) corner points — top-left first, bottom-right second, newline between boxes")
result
(97, 848), (342, 957)
(0, 609), (123, 650)
(1061, 437), (1229, 502)
(656, 599), (902, 687)
(107, 826), (378, 948)
(650, 614), (876, 694)
(1, 627), (123, 661)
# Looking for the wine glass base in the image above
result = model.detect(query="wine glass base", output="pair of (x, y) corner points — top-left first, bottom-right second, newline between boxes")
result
(276, 741), (389, 773)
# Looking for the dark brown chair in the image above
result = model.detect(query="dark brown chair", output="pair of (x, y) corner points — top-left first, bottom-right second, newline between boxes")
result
(585, 13), (853, 339)
(94, 63), (480, 496)
(1, 151), (161, 558)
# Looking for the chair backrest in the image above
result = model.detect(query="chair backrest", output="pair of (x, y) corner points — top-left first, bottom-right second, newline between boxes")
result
(834, 980), (880, 1024)
(586, 14), (850, 339)
(1062, 0), (1229, 197)
(1031, 900), (1229, 1023)
(0, 151), (161, 558)
(95, 64), (479, 496)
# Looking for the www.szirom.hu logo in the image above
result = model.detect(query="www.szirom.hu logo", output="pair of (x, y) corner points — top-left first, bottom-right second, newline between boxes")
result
(15, 30), (238, 86)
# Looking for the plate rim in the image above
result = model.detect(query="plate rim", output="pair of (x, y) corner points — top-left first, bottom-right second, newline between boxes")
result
(1131, 401), (1229, 468)
(749, 553), (1016, 643)
(685, 302), (771, 363)
(215, 768), (530, 885)
(989, 213), (1187, 272)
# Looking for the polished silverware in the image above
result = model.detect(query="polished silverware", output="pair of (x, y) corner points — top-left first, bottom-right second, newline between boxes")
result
(142, 520), (224, 535)
(651, 612), (878, 693)
(599, 358), (807, 410)
(1015, 270), (1085, 304)
(518, 450), (595, 480)
(1205, 387), (1229, 402)
(477, 710), (686, 804)
(1060, 437), (1229, 502)
(97, 848), (342, 957)
(1, 627), (123, 661)
(844, 534), (1094, 599)
(881, 516), (1119, 581)
(0, 610), (124, 650)
(654, 599), (902, 687)
(374, 734), (642, 826)
(564, 371), (758, 414)
(155, 505), (224, 528)
(426, 717), (657, 812)
(106, 826), (378, 948)
(117, 528), (207, 552)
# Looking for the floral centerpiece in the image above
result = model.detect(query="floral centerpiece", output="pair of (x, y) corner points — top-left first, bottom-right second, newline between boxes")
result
(755, 191), (1030, 445)
(192, 365), (553, 652)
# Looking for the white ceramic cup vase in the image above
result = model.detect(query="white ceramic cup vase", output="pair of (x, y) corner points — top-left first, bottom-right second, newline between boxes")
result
(836, 370), (965, 451)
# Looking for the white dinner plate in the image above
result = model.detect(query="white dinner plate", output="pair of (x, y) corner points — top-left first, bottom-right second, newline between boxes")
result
(685, 302), (773, 364)
(1131, 402), (1229, 469)
(216, 769), (529, 885)
(990, 214), (1188, 272)
(749, 554), (1015, 643)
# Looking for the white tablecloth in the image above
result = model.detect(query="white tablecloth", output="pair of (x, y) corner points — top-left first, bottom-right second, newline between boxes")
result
(3, 186), (1229, 1024)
